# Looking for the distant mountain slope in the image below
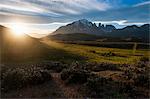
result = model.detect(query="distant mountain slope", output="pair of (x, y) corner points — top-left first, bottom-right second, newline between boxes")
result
(53, 19), (106, 35)
(48, 33), (142, 42)
(50, 19), (149, 42)
(109, 24), (150, 42)
(0, 25), (51, 63)
(49, 33), (102, 41)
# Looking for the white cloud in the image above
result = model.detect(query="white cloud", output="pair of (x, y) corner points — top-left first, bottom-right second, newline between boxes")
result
(134, 1), (150, 7)
(0, 0), (110, 17)
(0, 1), (63, 17)
(94, 20), (147, 26)
(0, 4), (42, 13)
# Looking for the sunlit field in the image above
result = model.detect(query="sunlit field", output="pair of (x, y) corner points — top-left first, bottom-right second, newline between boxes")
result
(42, 39), (149, 64)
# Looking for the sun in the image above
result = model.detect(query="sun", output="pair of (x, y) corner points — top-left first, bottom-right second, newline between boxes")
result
(10, 24), (28, 36)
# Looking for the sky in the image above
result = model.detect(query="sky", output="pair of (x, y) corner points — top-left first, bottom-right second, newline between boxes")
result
(0, 0), (149, 38)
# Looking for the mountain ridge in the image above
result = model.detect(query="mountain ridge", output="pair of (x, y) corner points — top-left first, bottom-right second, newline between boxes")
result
(50, 19), (149, 42)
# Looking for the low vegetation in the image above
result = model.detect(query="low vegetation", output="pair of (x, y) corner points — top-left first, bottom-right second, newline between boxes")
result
(1, 64), (52, 92)
(59, 40), (150, 49)
(1, 41), (149, 98)
(42, 40), (149, 64)
(1, 61), (67, 92)
(59, 59), (150, 98)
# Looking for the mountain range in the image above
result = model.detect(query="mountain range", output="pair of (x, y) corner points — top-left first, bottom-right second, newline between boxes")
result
(50, 19), (149, 42)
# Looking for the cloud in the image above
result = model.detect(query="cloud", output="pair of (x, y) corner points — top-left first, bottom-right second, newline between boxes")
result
(94, 20), (147, 28)
(0, 1), (63, 17)
(1, 0), (149, 24)
(95, 20), (147, 25)
(0, 0), (110, 17)
(134, 1), (150, 7)
(0, 0), (149, 38)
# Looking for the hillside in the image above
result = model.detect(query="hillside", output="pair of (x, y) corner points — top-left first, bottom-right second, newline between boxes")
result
(109, 24), (150, 42)
(0, 25), (85, 63)
(52, 19), (106, 35)
(48, 33), (102, 41)
(0, 25), (48, 63)
(48, 33), (144, 42)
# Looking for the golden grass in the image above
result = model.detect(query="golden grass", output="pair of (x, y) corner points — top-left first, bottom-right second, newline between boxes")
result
(41, 39), (149, 64)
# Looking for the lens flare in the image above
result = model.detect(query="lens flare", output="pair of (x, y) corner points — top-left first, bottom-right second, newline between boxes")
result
(10, 23), (28, 36)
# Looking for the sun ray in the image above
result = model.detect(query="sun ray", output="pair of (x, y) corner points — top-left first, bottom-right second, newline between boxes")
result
(9, 23), (29, 37)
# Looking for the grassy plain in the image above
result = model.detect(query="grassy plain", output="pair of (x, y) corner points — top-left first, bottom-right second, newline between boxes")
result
(42, 39), (149, 64)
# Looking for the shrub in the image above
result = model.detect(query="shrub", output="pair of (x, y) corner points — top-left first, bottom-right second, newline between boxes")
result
(2, 68), (26, 91)
(92, 62), (121, 72)
(42, 62), (65, 72)
(89, 50), (96, 53)
(61, 69), (71, 80)
(139, 57), (149, 62)
(101, 51), (116, 57)
(119, 82), (134, 93)
(135, 57), (149, 68)
(134, 74), (149, 88)
(1, 66), (51, 92)
(83, 76), (119, 98)
(27, 70), (51, 85)
(122, 69), (134, 80)
(66, 70), (90, 84)
(86, 77), (108, 91)
(119, 81), (149, 98)
(61, 68), (91, 84)
(136, 62), (148, 68)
